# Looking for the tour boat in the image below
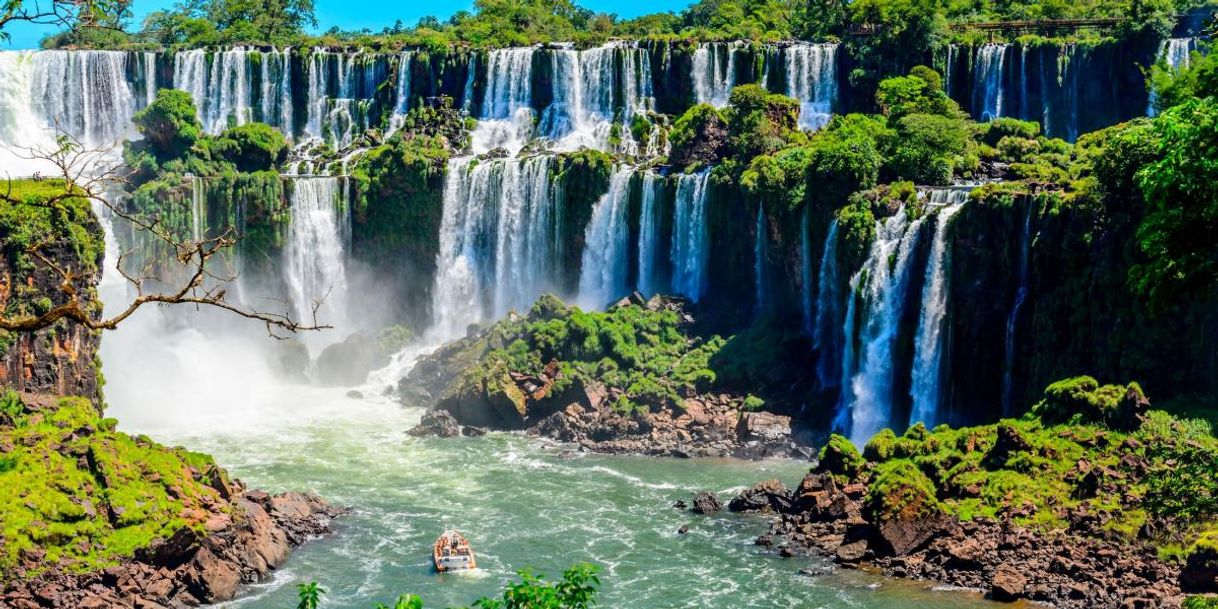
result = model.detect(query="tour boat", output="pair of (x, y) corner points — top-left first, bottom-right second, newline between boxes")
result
(433, 530), (477, 572)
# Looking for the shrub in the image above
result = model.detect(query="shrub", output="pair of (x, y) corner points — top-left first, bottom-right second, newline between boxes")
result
(209, 123), (289, 172)
(133, 89), (202, 160)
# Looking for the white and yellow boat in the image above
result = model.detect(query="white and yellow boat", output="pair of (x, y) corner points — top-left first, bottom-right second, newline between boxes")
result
(433, 530), (477, 572)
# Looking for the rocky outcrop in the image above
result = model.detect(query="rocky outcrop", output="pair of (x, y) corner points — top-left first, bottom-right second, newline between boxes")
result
(407, 409), (462, 437)
(2, 490), (339, 609)
(757, 472), (1184, 608)
(691, 492), (723, 515)
(522, 394), (811, 459)
(399, 295), (814, 459)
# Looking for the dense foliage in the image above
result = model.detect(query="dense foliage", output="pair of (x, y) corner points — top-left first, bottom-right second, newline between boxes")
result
(295, 564), (600, 609)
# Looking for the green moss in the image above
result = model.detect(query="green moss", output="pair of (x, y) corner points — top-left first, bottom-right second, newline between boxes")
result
(834, 378), (1218, 545)
(0, 396), (226, 582)
(865, 459), (943, 521)
(818, 434), (865, 484)
(1033, 376), (1148, 431)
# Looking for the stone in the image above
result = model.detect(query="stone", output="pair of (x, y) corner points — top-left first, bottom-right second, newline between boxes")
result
(691, 491), (723, 515)
(735, 411), (792, 442)
(991, 563), (1028, 602)
(836, 539), (869, 563)
(729, 479), (791, 513)
(677, 524), (690, 535)
(407, 410), (462, 438)
(876, 515), (950, 557)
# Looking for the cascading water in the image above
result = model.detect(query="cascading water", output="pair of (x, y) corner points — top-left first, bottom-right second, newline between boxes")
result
(31, 50), (137, 148)
(1148, 38), (1202, 116)
(285, 177), (351, 333)
(670, 171), (711, 302)
(636, 172), (662, 296)
(693, 42), (740, 107)
(1002, 202), (1035, 416)
(190, 176), (206, 242)
(0, 50), (139, 174)
(908, 191), (967, 428)
(431, 155), (557, 338)
(174, 47), (294, 136)
(539, 43), (656, 154)
(813, 218), (841, 389)
(578, 168), (635, 308)
(800, 208), (814, 333)
(840, 210), (927, 445)
(973, 44), (1008, 122)
(753, 203), (768, 316)
(782, 43), (838, 130)
(474, 47), (537, 154)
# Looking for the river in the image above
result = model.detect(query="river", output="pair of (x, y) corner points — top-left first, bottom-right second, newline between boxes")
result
(99, 316), (999, 609)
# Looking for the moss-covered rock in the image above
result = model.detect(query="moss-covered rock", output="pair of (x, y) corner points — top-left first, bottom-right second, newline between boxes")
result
(0, 394), (226, 580)
(818, 434), (865, 483)
(1033, 376), (1149, 431)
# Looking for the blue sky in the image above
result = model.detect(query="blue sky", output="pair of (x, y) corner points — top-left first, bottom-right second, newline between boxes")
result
(2, 0), (693, 49)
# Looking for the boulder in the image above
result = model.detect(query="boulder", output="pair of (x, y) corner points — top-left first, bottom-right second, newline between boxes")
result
(736, 412), (792, 442)
(876, 515), (951, 557)
(407, 410), (462, 438)
(728, 479), (791, 513)
(991, 563), (1027, 601)
(691, 491), (723, 515)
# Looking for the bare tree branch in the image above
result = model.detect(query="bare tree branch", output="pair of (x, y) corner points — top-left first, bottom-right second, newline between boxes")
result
(1, 135), (331, 338)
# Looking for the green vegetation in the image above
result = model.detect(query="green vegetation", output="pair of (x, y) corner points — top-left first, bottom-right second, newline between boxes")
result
(0, 392), (228, 581)
(455, 295), (724, 414)
(821, 377), (1218, 549)
(30, 0), (1210, 50)
(295, 564), (599, 609)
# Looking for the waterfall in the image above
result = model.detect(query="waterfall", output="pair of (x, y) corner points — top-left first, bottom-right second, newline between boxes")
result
(813, 219), (841, 389)
(394, 51), (414, 114)
(142, 52), (158, 107)
(1149, 38), (1201, 116)
(285, 177), (350, 330)
(753, 203), (768, 316)
(670, 171), (711, 302)
(783, 43), (838, 130)
(578, 168), (635, 308)
(840, 210), (927, 445)
(973, 44), (1008, 122)
(473, 47), (537, 154)
(693, 42), (739, 107)
(432, 155), (557, 338)
(1002, 203), (1034, 416)
(30, 50), (136, 148)
(537, 42), (656, 154)
(190, 176), (206, 242)
(800, 208), (814, 333)
(908, 194), (966, 428)
(636, 172), (662, 296)
(174, 47), (294, 136)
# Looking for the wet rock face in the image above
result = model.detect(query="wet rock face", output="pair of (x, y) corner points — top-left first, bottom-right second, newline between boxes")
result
(408, 409), (464, 438)
(0, 224), (104, 406)
(728, 479), (791, 513)
(691, 491), (723, 515)
(2, 492), (340, 609)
